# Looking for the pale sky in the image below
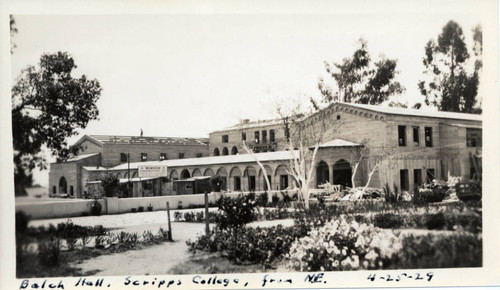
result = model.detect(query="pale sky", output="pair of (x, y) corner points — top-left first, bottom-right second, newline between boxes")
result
(7, 1), (490, 185)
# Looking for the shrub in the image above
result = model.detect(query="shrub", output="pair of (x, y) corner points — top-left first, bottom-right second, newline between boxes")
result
(397, 233), (482, 268)
(183, 212), (195, 222)
(216, 195), (258, 231)
(383, 183), (401, 204)
(38, 237), (62, 267)
(101, 173), (120, 197)
(271, 194), (280, 206)
(90, 200), (102, 216)
(174, 212), (182, 222)
(142, 230), (156, 244)
(256, 192), (269, 207)
(416, 181), (448, 203)
(287, 216), (403, 271)
(373, 213), (404, 229)
(425, 212), (446, 230)
(16, 211), (30, 234)
(157, 228), (170, 241)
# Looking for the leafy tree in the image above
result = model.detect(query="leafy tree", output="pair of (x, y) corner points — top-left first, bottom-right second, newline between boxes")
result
(10, 15), (18, 54)
(418, 20), (481, 114)
(101, 173), (120, 197)
(12, 52), (101, 195)
(318, 38), (404, 106)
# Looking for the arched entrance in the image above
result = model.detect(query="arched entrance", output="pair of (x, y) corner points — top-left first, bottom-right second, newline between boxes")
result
(231, 146), (238, 155)
(333, 159), (352, 188)
(192, 168), (202, 177)
(181, 169), (191, 179)
(203, 168), (214, 177)
(59, 177), (67, 194)
(213, 148), (220, 156)
(316, 161), (330, 187)
(222, 147), (229, 156)
(170, 170), (179, 180)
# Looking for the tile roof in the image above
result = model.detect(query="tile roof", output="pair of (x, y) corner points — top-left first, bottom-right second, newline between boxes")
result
(109, 150), (297, 171)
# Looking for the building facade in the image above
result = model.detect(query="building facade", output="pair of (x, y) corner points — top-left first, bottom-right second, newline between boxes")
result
(48, 102), (482, 199)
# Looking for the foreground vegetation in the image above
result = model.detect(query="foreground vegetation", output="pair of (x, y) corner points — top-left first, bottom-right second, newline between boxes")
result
(186, 193), (482, 271)
(16, 215), (171, 278)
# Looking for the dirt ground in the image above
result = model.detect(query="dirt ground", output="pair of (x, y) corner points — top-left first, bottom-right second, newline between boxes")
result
(28, 210), (293, 276)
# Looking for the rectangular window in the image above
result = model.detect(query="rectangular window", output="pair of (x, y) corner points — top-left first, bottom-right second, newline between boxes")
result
(178, 153), (185, 159)
(280, 175), (289, 190)
(413, 169), (422, 186)
(222, 135), (229, 143)
(425, 127), (433, 147)
(234, 177), (241, 191)
(53, 186), (56, 194)
(262, 130), (267, 142)
(159, 153), (167, 161)
(413, 127), (420, 146)
(426, 168), (435, 183)
(270, 130), (275, 142)
(196, 153), (202, 158)
(466, 128), (482, 147)
(143, 180), (152, 190)
(120, 153), (127, 162)
(70, 186), (74, 195)
(263, 175), (272, 191)
(141, 153), (147, 162)
(249, 176), (256, 191)
(254, 131), (260, 143)
(398, 126), (407, 146)
(241, 132), (246, 141)
(400, 169), (409, 191)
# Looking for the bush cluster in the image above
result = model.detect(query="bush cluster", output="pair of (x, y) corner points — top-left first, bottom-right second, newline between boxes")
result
(415, 181), (448, 203)
(26, 220), (106, 240)
(187, 225), (303, 267)
(288, 216), (402, 271)
(186, 196), (482, 270)
(173, 211), (220, 223)
(396, 233), (482, 268)
(373, 213), (404, 229)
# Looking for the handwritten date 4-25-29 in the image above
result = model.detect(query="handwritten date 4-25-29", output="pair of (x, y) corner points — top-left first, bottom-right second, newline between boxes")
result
(367, 272), (434, 282)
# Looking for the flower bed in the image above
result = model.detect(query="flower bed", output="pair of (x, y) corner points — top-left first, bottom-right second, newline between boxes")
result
(287, 216), (482, 271)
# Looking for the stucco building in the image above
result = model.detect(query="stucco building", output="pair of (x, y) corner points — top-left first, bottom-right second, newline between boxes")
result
(48, 102), (482, 198)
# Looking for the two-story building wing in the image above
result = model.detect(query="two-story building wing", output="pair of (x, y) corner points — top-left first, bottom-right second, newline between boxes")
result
(48, 102), (482, 199)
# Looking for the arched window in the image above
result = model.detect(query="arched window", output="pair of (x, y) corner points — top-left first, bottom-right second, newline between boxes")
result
(222, 147), (229, 156)
(181, 169), (191, 179)
(59, 177), (67, 194)
(213, 148), (220, 156)
(231, 146), (238, 155)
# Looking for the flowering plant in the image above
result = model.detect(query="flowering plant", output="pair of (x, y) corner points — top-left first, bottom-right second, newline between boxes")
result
(287, 216), (402, 271)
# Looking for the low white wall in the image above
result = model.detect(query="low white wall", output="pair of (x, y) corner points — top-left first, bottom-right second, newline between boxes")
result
(15, 199), (106, 220)
(116, 194), (218, 214)
(15, 189), (299, 220)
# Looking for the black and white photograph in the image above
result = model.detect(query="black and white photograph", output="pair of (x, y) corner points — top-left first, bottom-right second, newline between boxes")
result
(1, 0), (499, 289)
